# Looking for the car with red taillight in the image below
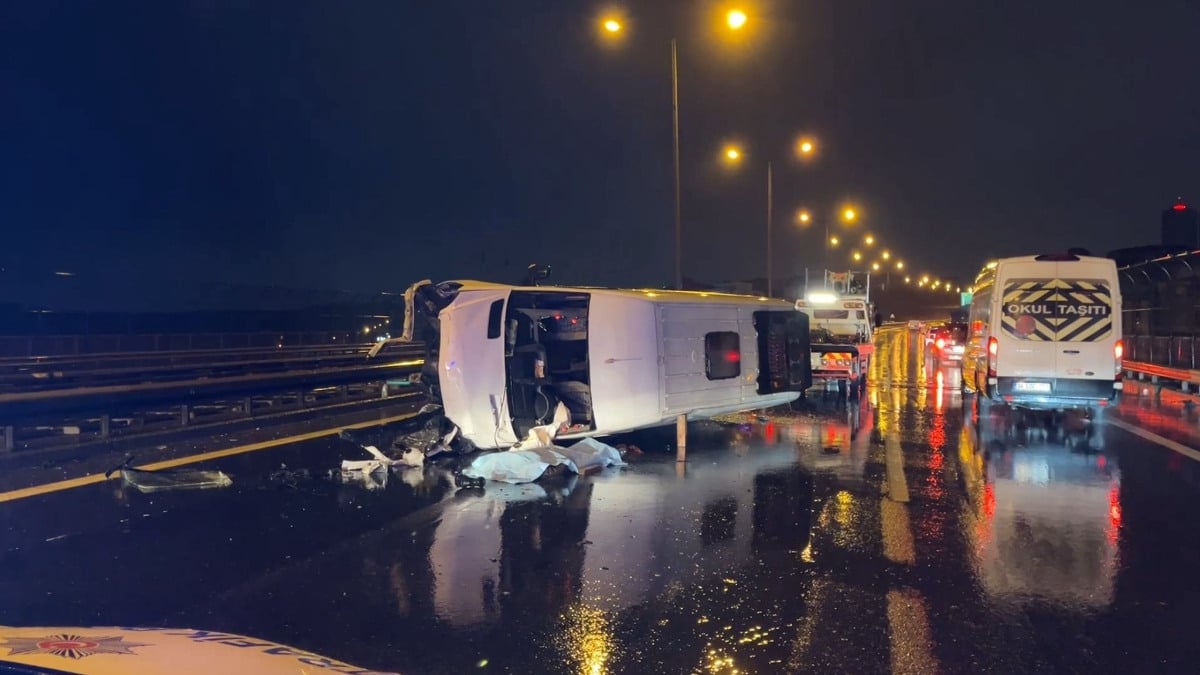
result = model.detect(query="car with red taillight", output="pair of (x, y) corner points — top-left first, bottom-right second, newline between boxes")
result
(927, 322), (968, 370)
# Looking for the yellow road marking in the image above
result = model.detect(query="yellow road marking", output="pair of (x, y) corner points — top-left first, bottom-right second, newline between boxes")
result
(884, 432), (909, 503)
(0, 411), (418, 504)
(880, 500), (916, 566)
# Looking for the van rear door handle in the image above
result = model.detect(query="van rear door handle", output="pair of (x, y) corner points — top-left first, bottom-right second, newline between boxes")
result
(1063, 349), (1080, 354)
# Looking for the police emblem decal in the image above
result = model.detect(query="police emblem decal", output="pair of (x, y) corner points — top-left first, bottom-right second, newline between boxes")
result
(0, 633), (148, 659)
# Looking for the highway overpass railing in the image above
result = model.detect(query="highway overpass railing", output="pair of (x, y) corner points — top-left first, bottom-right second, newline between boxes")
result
(0, 341), (426, 453)
(1123, 334), (1200, 393)
(0, 331), (381, 358)
(1124, 335), (1200, 371)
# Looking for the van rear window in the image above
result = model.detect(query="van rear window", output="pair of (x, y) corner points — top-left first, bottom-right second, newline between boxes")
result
(1000, 278), (1113, 342)
(812, 309), (850, 320)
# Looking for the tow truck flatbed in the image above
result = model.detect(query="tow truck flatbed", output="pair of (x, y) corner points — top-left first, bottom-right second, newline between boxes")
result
(796, 270), (876, 398)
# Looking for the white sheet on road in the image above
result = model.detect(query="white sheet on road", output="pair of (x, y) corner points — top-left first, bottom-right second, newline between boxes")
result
(462, 438), (626, 484)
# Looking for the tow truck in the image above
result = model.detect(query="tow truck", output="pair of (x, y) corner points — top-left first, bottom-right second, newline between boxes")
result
(794, 270), (875, 398)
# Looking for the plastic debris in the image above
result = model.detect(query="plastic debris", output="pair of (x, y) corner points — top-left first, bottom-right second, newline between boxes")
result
(105, 457), (232, 493)
(400, 466), (426, 488)
(338, 408), (476, 462)
(341, 465), (388, 491)
(340, 443), (424, 473)
(268, 464), (329, 490)
(340, 444), (398, 473)
(511, 403), (572, 451)
(614, 443), (645, 459)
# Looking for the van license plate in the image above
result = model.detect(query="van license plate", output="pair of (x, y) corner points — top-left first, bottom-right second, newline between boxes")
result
(1014, 381), (1051, 393)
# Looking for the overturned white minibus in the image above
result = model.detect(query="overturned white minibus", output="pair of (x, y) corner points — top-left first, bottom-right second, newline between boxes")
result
(376, 279), (813, 449)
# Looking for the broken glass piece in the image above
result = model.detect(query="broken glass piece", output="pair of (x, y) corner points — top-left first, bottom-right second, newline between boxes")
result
(118, 467), (233, 493)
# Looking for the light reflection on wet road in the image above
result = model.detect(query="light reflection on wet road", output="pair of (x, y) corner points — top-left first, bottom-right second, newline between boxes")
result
(4, 326), (1200, 673)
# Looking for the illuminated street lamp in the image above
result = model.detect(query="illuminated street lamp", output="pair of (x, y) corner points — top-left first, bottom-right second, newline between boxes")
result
(881, 250), (890, 260)
(842, 207), (857, 223)
(871, 262), (881, 271)
(852, 251), (862, 262)
(829, 235), (839, 246)
(895, 260), (904, 270)
(904, 276), (911, 283)
(596, 10), (751, 290)
(864, 234), (875, 246)
(721, 135), (822, 297)
(795, 136), (818, 160)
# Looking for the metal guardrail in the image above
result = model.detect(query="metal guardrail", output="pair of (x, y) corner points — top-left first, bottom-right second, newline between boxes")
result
(1123, 359), (1200, 387)
(0, 356), (425, 452)
(0, 343), (425, 393)
(0, 342), (375, 367)
(1125, 335), (1199, 370)
(0, 356), (424, 418)
(0, 331), (390, 358)
(0, 340), (427, 452)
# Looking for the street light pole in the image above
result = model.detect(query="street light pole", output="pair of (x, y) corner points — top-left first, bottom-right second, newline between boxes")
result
(823, 221), (830, 278)
(671, 38), (683, 291)
(766, 161), (773, 297)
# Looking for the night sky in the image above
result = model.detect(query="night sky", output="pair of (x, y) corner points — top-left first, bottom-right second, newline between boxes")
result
(4, 0), (1199, 295)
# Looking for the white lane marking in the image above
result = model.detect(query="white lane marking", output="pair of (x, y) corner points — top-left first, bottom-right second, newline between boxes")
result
(1107, 418), (1200, 463)
(887, 588), (938, 675)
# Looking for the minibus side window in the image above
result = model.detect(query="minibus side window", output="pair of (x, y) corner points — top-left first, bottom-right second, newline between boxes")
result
(704, 331), (741, 380)
(486, 299), (504, 339)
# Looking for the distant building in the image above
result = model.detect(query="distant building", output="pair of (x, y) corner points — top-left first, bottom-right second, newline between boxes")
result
(1107, 200), (1198, 268)
(1162, 200), (1199, 248)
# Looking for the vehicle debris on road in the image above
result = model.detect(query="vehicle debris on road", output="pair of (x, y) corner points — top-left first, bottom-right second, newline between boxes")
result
(105, 457), (233, 493)
(337, 402), (630, 487)
(338, 405), (476, 462)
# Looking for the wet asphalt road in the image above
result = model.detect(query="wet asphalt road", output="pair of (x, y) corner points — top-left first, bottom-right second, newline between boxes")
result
(4, 326), (1200, 673)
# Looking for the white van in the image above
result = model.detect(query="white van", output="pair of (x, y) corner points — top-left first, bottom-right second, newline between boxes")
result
(379, 279), (813, 449)
(962, 253), (1123, 410)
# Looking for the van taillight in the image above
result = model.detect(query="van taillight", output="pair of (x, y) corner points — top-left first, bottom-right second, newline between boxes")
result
(987, 336), (998, 378)
(1114, 339), (1124, 378)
